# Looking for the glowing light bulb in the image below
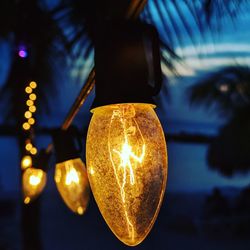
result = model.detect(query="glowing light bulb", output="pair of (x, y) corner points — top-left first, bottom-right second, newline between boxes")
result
(22, 122), (30, 130)
(25, 143), (33, 151)
(29, 93), (36, 101)
(26, 100), (34, 106)
(86, 103), (167, 246)
(54, 158), (90, 215)
(29, 81), (37, 89)
(29, 106), (36, 113)
(22, 168), (47, 203)
(28, 118), (35, 125)
(24, 111), (32, 119)
(21, 155), (32, 170)
(30, 147), (37, 155)
(25, 86), (32, 94)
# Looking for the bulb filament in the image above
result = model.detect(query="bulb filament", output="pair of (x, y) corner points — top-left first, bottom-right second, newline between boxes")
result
(65, 164), (80, 185)
(108, 105), (146, 242)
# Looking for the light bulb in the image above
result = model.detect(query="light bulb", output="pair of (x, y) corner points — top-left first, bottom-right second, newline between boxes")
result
(29, 105), (36, 113)
(25, 86), (32, 94)
(86, 103), (167, 246)
(29, 93), (36, 101)
(26, 100), (34, 106)
(22, 168), (47, 204)
(21, 155), (32, 170)
(24, 111), (32, 119)
(54, 158), (90, 215)
(22, 122), (30, 130)
(29, 81), (37, 89)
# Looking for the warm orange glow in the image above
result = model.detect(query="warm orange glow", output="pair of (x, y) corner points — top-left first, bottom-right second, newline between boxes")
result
(22, 168), (47, 203)
(30, 147), (37, 155)
(24, 111), (32, 119)
(21, 155), (32, 170)
(29, 93), (37, 101)
(25, 86), (32, 94)
(26, 100), (34, 106)
(86, 103), (167, 246)
(29, 105), (36, 113)
(29, 81), (37, 89)
(25, 143), (33, 151)
(28, 118), (35, 125)
(22, 122), (30, 130)
(54, 158), (90, 215)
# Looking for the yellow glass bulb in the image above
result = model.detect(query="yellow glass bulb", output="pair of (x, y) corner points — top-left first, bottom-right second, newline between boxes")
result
(25, 143), (33, 151)
(30, 147), (37, 155)
(24, 111), (32, 119)
(25, 86), (32, 94)
(29, 105), (36, 113)
(28, 118), (35, 125)
(26, 100), (34, 107)
(86, 103), (167, 246)
(29, 93), (37, 101)
(29, 81), (37, 89)
(22, 122), (30, 130)
(54, 158), (90, 215)
(21, 155), (32, 170)
(22, 168), (47, 203)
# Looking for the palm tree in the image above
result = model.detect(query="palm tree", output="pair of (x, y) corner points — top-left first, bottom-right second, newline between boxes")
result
(189, 65), (250, 176)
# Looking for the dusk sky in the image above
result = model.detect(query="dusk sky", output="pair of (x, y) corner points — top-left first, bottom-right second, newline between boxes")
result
(1, 1), (250, 193)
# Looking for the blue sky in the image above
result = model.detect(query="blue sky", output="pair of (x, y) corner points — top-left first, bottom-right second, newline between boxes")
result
(1, 2), (250, 193)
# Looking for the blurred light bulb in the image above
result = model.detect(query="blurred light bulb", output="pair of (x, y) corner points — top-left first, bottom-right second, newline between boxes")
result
(22, 168), (47, 203)
(29, 93), (36, 101)
(25, 143), (33, 151)
(22, 122), (30, 130)
(54, 158), (90, 215)
(21, 155), (32, 170)
(29, 81), (37, 89)
(86, 103), (167, 246)
(24, 111), (32, 119)
(26, 100), (34, 107)
(25, 86), (32, 94)
(30, 147), (37, 155)
(28, 118), (35, 125)
(29, 106), (36, 113)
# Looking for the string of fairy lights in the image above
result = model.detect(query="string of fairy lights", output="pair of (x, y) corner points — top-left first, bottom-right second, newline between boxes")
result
(21, 80), (38, 170)
(15, 1), (169, 247)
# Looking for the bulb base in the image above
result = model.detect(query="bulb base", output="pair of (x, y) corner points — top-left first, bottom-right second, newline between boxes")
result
(92, 20), (162, 109)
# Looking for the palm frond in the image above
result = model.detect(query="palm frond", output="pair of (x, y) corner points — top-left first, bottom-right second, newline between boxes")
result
(188, 65), (250, 116)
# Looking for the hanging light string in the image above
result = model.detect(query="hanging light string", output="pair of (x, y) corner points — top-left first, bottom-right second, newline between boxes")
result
(45, 0), (147, 154)
(21, 80), (38, 170)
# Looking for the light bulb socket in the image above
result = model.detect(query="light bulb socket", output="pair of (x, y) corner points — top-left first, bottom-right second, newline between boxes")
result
(33, 149), (51, 172)
(92, 20), (162, 108)
(52, 127), (82, 163)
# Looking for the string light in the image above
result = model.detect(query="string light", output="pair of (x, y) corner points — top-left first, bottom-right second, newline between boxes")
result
(25, 86), (32, 94)
(86, 104), (167, 246)
(29, 106), (36, 113)
(21, 80), (38, 179)
(30, 147), (37, 155)
(26, 100), (34, 106)
(29, 81), (37, 89)
(21, 155), (32, 170)
(54, 158), (90, 215)
(53, 128), (90, 215)
(24, 111), (32, 119)
(25, 143), (33, 151)
(29, 93), (37, 101)
(22, 168), (47, 204)
(22, 122), (30, 130)
(28, 118), (35, 125)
